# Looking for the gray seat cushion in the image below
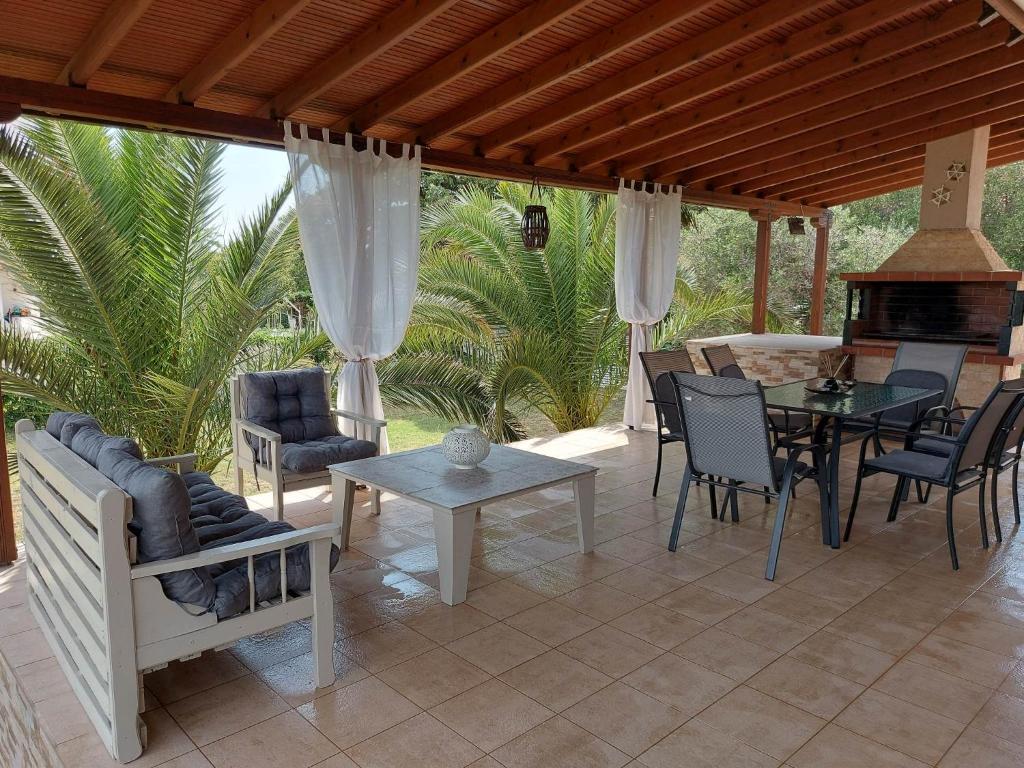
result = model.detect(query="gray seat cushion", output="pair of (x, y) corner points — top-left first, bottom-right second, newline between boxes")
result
(241, 367), (337, 444)
(772, 455), (809, 480)
(911, 435), (956, 457)
(280, 435), (377, 474)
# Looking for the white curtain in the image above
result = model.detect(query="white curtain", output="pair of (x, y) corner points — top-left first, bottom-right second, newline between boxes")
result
(283, 122), (422, 453)
(615, 179), (682, 430)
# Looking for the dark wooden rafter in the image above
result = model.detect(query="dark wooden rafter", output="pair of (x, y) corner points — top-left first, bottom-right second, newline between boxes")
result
(0, 75), (824, 216)
(628, 17), (1005, 178)
(529, 0), (918, 167)
(165, 0), (312, 105)
(658, 41), (1024, 185)
(700, 66), (1024, 192)
(56, 0), (155, 86)
(401, 0), (717, 145)
(258, 0), (461, 119)
(582, 1), (981, 175)
(334, 0), (590, 134)
(471, 0), (815, 157)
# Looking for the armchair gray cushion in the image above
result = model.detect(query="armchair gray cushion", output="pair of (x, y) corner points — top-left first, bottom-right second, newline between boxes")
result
(241, 367), (337, 444)
(69, 426), (143, 467)
(280, 435), (377, 474)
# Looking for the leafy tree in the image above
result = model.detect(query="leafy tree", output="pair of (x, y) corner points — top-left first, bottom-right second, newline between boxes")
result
(0, 120), (326, 468)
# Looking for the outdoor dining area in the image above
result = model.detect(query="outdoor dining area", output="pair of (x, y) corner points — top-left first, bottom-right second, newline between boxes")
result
(3, 1), (1024, 767)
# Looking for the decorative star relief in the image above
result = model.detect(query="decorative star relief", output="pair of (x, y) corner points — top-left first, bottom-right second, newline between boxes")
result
(930, 185), (951, 207)
(946, 161), (967, 182)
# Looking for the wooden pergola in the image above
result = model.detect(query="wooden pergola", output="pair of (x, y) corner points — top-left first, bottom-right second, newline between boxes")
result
(2, 0), (1024, 562)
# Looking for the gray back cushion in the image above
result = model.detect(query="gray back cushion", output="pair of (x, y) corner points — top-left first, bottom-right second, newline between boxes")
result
(97, 448), (215, 610)
(46, 411), (102, 446)
(69, 426), (143, 467)
(241, 367), (337, 444)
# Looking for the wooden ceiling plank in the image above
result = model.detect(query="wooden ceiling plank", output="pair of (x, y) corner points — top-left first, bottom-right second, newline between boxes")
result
(258, 0), (460, 119)
(689, 63), (1024, 191)
(472, 0), (814, 157)
(56, 0), (155, 86)
(165, 0), (312, 105)
(729, 100), (1024, 195)
(0, 74), (824, 215)
(580, 0), (981, 174)
(406, 0), (717, 145)
(663, 43), (1024, 184)
(629, 22), (1004, 178)
(335, 0), (591, 133)
(536, 0), (911, 167)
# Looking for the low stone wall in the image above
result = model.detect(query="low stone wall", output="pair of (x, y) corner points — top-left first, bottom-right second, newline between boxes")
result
(685, 341), (832, 385)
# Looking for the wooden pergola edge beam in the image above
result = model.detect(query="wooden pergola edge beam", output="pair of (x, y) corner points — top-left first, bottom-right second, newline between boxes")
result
(56, 0), (155, 86)
(0, 75), (823, 216)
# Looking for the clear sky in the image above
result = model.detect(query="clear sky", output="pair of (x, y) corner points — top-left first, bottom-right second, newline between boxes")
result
(216, 142), (291, 238)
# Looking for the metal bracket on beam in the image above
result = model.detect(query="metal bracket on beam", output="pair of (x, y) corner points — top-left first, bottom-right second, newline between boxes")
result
(979, 2), (1000, 26)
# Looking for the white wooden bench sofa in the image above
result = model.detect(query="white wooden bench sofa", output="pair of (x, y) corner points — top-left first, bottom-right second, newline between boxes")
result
(16, 414), (340, 763)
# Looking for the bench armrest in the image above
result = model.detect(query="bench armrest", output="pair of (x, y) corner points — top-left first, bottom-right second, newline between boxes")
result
(332, 409), (388, 429)
(146, 453), (197, 472)
(130, 523), (340, 580)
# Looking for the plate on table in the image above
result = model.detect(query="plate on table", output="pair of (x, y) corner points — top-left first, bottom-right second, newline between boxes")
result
(804, 379), (854, 395)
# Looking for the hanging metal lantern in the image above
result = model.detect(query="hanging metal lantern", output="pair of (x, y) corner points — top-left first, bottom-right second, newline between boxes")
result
(521, 178), (549, 249)
(787, 216), (806, 235)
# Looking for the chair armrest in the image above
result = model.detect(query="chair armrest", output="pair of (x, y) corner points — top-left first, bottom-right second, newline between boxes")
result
(146, 453), (197, 473)
(130, 523), (340, 580)
(237, 419), (282, 442)
(332, 409), (387, 429)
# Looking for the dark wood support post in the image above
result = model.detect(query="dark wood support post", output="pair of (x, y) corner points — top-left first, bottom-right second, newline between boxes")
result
(809, 210), (833, 336)
(0, 382), (16, 565)
(749, 210), (776, 334)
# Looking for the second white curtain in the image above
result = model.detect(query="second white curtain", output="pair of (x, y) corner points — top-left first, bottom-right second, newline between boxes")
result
(284, 123), (422, 453)
(615, 179), (682, 430)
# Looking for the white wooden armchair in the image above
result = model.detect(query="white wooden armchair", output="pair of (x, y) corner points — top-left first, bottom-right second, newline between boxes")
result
(16, 419), (338, 763)
(230, 367), (384, 520)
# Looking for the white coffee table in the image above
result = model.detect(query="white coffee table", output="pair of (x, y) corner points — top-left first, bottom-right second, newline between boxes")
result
(329, 444), (596, 605)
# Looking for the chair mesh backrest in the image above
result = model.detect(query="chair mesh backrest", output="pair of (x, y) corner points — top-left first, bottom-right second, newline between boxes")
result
(1001, 389), (1024, 454)
(702, 345), (746, 379)
(671, 372), (777, 488)
(956, 380), (1024, 470)
(891, 342), (967, 410)
(640, 350), (695, 435)
(880, 369), (947, 426)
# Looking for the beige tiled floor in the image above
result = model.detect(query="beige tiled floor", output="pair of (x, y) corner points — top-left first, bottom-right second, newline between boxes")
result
(4, 425), (1024, 767)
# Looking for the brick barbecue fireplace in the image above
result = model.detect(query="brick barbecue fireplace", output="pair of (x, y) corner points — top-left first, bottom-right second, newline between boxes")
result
(841, 127), (1024, 406)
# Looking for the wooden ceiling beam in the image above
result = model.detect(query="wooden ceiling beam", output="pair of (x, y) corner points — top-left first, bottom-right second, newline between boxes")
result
(0, 74), (824, 215)
(334, 0), (590, 133)
(471, 0), (815, 157)
(631, 21), (1006, 179)
(814, 147), (1024, 206)
(165, 0), (311, 105)
(403, 0), (716, 145)
(576, 0), (980, 174)
(667, 44), (1024, 185)
(772, 130), (1024, 200)
(990, 1), (1024, 34)
(56, 0), (154, 86)
(694, 65), (1024, 192)
(257, 0), (460, 119)
(733, 106), (1024, 196)
(536, 0), (917, 167)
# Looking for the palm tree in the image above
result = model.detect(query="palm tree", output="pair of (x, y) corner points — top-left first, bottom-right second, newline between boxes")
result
(381, 184), (625, 438)
(0, 120), (324, 468)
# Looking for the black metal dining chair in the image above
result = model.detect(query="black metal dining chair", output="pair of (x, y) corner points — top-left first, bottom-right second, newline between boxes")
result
(701, 344), (812, 444)
(639, 349), (695, 497)
(844, 378), (1024, 569)
(668, 372), (828, 581)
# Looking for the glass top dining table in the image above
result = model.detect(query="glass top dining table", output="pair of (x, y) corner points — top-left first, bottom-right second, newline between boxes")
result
(763, 379), (942, 549)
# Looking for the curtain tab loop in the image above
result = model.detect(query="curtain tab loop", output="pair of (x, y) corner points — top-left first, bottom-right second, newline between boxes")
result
(299, 123), (309, 140)
(345, 132), (353, 148)
(321, 127), (330, 144)
(283, 120), (292, 140)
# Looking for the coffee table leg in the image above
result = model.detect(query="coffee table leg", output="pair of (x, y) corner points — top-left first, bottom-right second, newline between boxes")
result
(331, 474), (355, 552)
(435, 508), (475, 605)
(574, 475), (595, 553)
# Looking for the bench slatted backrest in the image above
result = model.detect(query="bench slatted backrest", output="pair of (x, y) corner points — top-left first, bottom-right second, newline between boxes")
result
(16, 423), (141, 762)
